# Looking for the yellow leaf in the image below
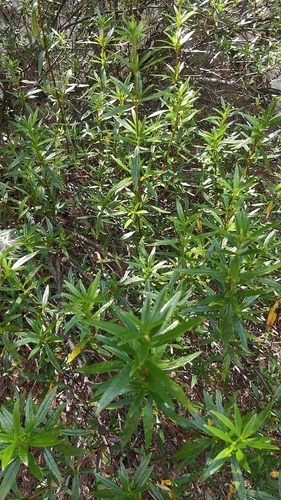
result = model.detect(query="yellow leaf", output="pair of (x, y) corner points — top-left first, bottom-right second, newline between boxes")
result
(265, 200), (274, 218)
(227, 484), (234, 499)
(196, 218), (202, 232)
(157, 479), (174, 498)
(66, 338), (90, 364)
(161, 479), (172, 486)
(266, 298), (281, 331)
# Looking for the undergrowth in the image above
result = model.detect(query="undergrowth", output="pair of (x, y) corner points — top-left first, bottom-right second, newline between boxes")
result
(0, 0), (281, 498)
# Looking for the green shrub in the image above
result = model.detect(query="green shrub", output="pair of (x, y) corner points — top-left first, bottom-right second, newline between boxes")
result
(1, 0), (281, 498)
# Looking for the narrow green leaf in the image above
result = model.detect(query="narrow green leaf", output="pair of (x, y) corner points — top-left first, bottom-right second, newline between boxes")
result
(72, 470), (80, 500)
(234, 317), (248, 352)
(0, 434), (14, 444)
(90, 489), (118, 498)
(158, 352), (201, 370)
(149, 483), (167, 500)
(116, 330), (145, 345)
(245, 437), (278, 450)
(12, 401), (21, 437)
(44, 404), (65, 431)
(55, 443), (90, 456)
(28, 430), (61, 447)
(26, 388), (57, 433)
(116, 306), (146, 331)
(152, 317), (203, 347)
(150, 380), (175, 410)
(0, 408), (13, 434)
(234, 405), (242, 435)
(156, 400), (196, 428)
(241, 406), (271, 439)
(113, 53), (133, 70)
(0, 458), (20, 499)
(215, 390), (224, 414)
(146, 360), (196, 411)
(85, 319), (130, 337)
(94, 472), (122, 492)
(200, 457), (226, 482)
(103, 104), (133, 118)
(121, 408), (141, 447)
(45, 344), (62, 372)
(235, 448), (250, 472)
(18, 445), (29, 467)
(77, 360), (124, 375)
(176, 199), (185, 224)
(178, 266), (223, 278)
(26, 449), (43, 480)
(43, 448), (61, 485)
(1, 443), (15, 469)
(133, 454), (153, 488)
(131, 148), (140, 190)
(210, 410), (239, 436)
(172, 438), (210, 463)
(143, 399), (154, 449)
(99, 344), (134, 363)
(231, 456), (247, 500)
(115, 116), (136, 134)
(127, 389), (146, 419)
(241, 261), (281, 279)
(112, 156), (131, 173)
(31, 2), (40, 40)
(60, 429), (91, 437)
(87, 272), (101, 300)
(246, 491), (277, 500)
(204, 425), (233, 443)
(134, 341), (151, 370)
(214, 447), (234, 462)
(63, 281), (83, 299)
(95, 367), (131, 415)
(25, 393), (34, 426)
(151, 288), (180, 325)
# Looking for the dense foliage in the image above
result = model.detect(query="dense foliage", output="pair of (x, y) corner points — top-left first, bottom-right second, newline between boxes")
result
(0, 0), (281, 498)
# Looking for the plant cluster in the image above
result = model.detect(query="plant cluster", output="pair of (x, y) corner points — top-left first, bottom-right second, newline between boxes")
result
(0, 0), (281, 498)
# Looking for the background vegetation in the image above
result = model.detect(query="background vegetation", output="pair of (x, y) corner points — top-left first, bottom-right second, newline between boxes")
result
(0, 0), (281, 498)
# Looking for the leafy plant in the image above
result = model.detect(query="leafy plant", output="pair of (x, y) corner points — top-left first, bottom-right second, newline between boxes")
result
(93, 453), (153, 499)
(76, 287), (202, 445)
(1, 0), (281, 498)
(0, 389), (91, 499)
(174, 389), (281, 499)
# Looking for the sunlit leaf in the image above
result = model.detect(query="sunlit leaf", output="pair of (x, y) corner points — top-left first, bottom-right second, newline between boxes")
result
(1, 443), (15, 469)
(204, 425), (233, 443)
(66, 337), (90, 364)
(266, 297), (281, 331)
(11, 252), (37, 269)
(265, 200), (274, 219)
